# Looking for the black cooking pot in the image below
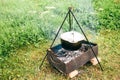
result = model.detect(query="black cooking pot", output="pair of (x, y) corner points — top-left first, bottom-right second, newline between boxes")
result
(60, 31), (85, 51)
(61, 39), (82, 50)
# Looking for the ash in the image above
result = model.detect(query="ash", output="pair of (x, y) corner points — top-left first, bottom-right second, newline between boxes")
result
(56, 44), (90, 63)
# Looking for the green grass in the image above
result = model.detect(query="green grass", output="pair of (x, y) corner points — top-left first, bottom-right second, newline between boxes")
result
(93, 0), (120, 30)
(0, 0), (120, 80)
(1, 30), (120, 80)
(0, 0), (101, 55)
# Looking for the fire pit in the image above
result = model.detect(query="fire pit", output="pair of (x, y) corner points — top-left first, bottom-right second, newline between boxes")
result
(47, 40), (98, 74)
(39, 7), (103, 78)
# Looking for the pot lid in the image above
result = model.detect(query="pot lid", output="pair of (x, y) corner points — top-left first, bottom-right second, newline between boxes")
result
(60, 31), (85, 43)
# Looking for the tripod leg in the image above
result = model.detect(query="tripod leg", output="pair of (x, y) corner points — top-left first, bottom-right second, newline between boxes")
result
(39, 53), (48, 70)
(39, 10), (70, 70)
(50, 10), (70, 48)
(70, 10), (103, 71)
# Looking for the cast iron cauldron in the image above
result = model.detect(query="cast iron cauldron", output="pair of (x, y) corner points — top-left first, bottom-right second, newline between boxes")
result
(60, 31), (85, 50)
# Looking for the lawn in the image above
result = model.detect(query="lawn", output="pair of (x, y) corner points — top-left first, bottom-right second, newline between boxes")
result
(1, 30), (120, 80)
(0, 0), (120, 80)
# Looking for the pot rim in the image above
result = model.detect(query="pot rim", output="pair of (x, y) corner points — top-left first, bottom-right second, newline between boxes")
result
(60, 31), (85, 43)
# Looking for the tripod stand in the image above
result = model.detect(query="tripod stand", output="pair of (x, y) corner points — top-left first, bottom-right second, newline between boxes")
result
(39, 7), (103, 71)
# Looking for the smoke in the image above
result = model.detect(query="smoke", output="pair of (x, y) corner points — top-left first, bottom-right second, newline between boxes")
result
(73, 0), (98, 42)
(42, 0), (98, 46)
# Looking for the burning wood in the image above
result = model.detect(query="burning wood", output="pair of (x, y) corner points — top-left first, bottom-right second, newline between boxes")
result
(90, 57), (101, 65)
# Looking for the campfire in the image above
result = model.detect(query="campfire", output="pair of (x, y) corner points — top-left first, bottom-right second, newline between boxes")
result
(47, 37), (99, 78)
(39, 7), (103, 78)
